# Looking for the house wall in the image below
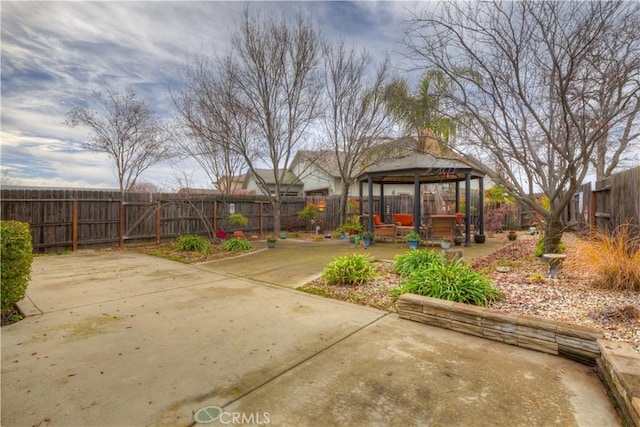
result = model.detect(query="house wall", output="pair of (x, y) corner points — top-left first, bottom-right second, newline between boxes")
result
(244, 177), (303, 197)
(291, 161), (336, 195)
(244, 177), (263, 195)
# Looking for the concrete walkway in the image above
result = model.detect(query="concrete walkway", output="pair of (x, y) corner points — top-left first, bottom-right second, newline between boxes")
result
(1, 242), (620, 426)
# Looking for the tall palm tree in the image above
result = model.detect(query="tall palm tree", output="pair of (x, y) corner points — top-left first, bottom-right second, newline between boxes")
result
(384, 70), (458, 155)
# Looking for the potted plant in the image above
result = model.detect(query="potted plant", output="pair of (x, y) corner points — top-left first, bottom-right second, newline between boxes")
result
(405, 230), (421, 249)
(361, 230), (374, 247)
(440, 237), (452, 249)
(454, 235), (464, 246)
(229, 213), (248, 238)
(507, 230), (517, 241)
(266, 236), (277, 248)
(474, 233), (486, 244)
(341, 219), (363, 242)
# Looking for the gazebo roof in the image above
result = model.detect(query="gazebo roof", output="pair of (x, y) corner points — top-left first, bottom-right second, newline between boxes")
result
(357, 152), (484, 184)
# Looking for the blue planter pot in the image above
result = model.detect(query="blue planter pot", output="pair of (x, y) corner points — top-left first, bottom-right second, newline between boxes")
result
(363, 238), (372, 247)
(407, 240), (419, 249)
(267, 241), (276, 249)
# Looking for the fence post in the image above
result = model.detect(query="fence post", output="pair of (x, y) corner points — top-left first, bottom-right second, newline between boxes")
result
(72, 200), (78, 251)
(156, 200), (161, 244)
(590, 191), (597, 229)
(119, 200), (125, 248)
(213, 199), (217, 233)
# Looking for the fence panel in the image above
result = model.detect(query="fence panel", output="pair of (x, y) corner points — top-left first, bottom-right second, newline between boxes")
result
(4, 169), (637, 252)
(610, 166), (640, 229)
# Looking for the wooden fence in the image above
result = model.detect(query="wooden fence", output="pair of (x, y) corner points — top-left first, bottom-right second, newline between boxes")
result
(5, 168), (636, 253)
(1, 188), (483, 253)
(0, 189), (311, 253)
(566, 166), (640, 235)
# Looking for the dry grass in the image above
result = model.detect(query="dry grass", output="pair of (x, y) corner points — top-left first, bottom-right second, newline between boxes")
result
(565, 223), (640, 292)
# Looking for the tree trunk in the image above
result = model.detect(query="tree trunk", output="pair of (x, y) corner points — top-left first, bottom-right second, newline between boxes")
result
(272, 201), (282, 233)
(544, 217), (564, 254)
(595, 134), (607, 180)
(339, 187), (349, 226)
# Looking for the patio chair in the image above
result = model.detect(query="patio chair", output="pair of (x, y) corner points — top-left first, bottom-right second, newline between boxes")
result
(372, 214), (397, 243)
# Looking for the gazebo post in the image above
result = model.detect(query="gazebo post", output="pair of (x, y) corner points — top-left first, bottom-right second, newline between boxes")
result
(379, 183), (385, 223)
(465, 173), (472, 247)
(455, 182), (460, 213)
(368, 177), (374, 232)
(413, 172), (421, 235)
(479, 177), (485, 236)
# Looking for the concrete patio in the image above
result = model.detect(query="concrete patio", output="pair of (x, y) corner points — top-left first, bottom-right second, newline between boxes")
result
(0, 241), (620, 426)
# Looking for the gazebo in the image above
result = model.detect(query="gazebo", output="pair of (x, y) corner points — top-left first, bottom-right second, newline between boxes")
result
(357, 152), (485, 247)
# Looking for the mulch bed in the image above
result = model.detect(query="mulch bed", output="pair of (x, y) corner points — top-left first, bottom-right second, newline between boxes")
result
(300, 234), (640, 355)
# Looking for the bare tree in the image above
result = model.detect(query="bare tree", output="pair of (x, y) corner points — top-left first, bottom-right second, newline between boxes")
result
(405, 0), (640, 252)
(321, 40), (393, 224)
(218, 7), (323, 232)
(172, 55), (247, 196)
(66, 87), (171, 196)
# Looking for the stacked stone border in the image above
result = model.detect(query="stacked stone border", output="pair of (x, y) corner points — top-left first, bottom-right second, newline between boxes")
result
(397, 294), (640, 427)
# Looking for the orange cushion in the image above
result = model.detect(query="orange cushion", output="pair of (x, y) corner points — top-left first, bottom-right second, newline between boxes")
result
(393, 214), (413, 226)
(372, 214), (382, 226)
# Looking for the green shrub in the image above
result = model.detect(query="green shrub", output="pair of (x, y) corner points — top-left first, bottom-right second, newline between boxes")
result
(322, 254), (377, 286)
(175, 234), (211, 252)
(298, 204), (319, 221)
(392, 250), (445, 277)
(229, 213), (248, 228)
(1, 221), (34, 311)
(221, 238), (254, 252)
(534, 235), (566, 257)
(390, 260), (503, 306)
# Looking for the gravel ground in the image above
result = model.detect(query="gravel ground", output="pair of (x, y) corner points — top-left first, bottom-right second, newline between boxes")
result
(301, 233), (640, 355)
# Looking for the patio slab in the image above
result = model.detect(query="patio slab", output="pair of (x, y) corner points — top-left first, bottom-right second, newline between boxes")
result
(1, 245), (620, 426)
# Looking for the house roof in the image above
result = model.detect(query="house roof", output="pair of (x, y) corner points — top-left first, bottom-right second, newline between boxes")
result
(177, 187), (252, 196)
(293, 138), (430, 179)
(244, 169), (303, 187)
(357, 151), (484, 184)
(293, 150), (343, 178)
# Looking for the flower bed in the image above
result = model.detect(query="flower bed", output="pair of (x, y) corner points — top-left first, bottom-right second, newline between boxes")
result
(300, 234), (639, 355)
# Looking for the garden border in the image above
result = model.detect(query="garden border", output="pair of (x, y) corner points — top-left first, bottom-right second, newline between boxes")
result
(397, 294), (640, 427)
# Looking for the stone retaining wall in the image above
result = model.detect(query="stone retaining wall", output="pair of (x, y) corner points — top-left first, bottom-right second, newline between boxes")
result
(397, 294), (640, 426)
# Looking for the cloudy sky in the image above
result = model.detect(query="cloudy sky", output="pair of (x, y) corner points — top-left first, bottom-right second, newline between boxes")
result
(1, 1), (422, 191)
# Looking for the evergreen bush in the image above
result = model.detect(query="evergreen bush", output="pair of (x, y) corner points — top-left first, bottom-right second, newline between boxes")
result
(1, 221), (34, 312)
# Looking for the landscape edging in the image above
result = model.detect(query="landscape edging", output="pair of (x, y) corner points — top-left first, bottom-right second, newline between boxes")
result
(397, 293), (640, 427)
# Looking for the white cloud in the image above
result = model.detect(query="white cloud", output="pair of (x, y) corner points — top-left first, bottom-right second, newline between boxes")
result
(1, 1), (418, 190)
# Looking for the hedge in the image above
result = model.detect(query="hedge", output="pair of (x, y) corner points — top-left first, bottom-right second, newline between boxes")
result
(1, 220), (33, 312)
